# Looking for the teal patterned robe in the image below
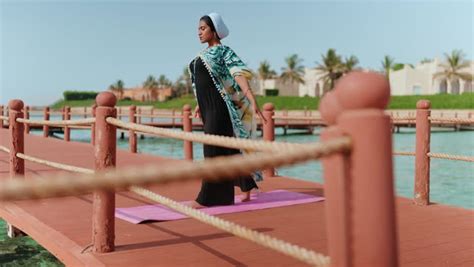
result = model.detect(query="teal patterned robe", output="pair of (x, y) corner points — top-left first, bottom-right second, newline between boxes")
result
(189, 44), (263, 181)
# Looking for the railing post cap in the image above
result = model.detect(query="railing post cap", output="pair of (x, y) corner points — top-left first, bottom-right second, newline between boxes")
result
(130, 105), (136, 110)
(334, 71), (390, 111)
(416, 100), (431, 109)
(8, 99), (24, 111)
(183, 104), (191, 111)
(263, 103), (274, 111)
(319, 91), (342, 125)
(96, 92), (117, 107)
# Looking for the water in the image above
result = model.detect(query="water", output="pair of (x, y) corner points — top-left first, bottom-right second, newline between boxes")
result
(0, 220), (63, 266)
(1, 116), (473, 265)
(68, 122), (474, 208)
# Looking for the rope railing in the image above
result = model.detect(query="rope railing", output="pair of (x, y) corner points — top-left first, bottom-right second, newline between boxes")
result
(66, 125), (92, 129)
(429, 117), (474, 124)
(393, 151), (416, 156)
(0, 137), (351, 201)
(391, 117), (416, 121)
(17, 153), (94, 173)
(130, 186), (330, 267)
(0, 145), (94, 173)
(106, 117), (308, 152)
(427, 152), (474, 162)
(15, 117), (95, 126)
(272, 116), (323, 121)
(0, 144), (331, 266)
(134, 114), (182, 119)
(0, 145), (9, 153)
(47, 111), (64, 115)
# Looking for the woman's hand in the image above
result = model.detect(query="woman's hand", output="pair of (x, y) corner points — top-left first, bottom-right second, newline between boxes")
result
(194, 105), (200, 118)
(234, 75), (267, 124)
(253, 103), (267, 124)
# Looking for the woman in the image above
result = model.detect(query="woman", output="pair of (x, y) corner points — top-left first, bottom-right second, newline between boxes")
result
(188, 13), (265, 207)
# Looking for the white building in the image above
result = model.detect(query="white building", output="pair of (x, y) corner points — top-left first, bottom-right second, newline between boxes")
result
(253, 68), (327, 97)
(389, 59), (473, 95)
(298, 68), (327, 97)
(252, 58), (473, 96)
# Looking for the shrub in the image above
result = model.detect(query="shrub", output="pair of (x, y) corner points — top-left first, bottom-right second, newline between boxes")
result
(63, 91), (98, 101)
(265, 88), (279, 96)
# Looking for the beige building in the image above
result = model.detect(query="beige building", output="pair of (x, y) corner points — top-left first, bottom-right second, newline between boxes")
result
(256, 79), (300, 96)
(112, 87), (173, 102)
(254, 68), (343, 97)
(252, 68), (323, 97)
(389, 59), (473, 95)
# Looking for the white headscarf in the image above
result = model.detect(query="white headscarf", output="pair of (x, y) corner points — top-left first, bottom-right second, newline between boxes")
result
(208, 12), (229, 39)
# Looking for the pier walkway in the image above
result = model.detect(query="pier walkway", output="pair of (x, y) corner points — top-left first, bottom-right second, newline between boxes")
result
(1, 129), (473, 266)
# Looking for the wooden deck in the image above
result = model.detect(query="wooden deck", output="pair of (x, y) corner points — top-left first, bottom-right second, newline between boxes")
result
(0, 129), (473, 266)
(1, 120), (326, 133)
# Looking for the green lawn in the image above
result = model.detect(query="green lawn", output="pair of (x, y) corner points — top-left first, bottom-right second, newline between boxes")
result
(51, 93), (473, 110)
(387, 93), (474, 109)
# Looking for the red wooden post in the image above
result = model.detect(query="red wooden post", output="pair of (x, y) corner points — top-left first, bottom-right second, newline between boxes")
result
(93, 92), (117, 253)
(0, 105), (4, 129)
(339, 111), (397, 267)
(24, 106), (30, 134)
(91, 104), (97, 145)
(414, 100), (431, 205)
(137, 107), (142, 124)
(182, 105), (193, 160)
(129, 106), (137, 153)
(320, 72), (397, 267)
(43, 107), (50, 138)
(172, 109), (176, 128)
(321, 127), (351, 267)
(262, 103), (275, 178)
(8, 99), (25, 238)
(64, 106), (71, 142)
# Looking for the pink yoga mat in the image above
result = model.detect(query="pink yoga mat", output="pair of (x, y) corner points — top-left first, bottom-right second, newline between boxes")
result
(115, 190), (324, 224)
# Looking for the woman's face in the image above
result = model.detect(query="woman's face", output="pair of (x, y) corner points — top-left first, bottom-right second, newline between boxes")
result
(198, 20), (216, 43)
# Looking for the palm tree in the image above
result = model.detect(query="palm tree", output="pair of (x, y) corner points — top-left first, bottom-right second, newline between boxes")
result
(176, 67), (192, 96)
(258, 60), (277, 92)
(381, 55), (395, 82)
(315, 49), (343, 90)
(143, 75), (158, 101)
(157, 74), (172, 88)
(342, 55), (359, 74)
(280, 54), (305, 85)
(420, 58), (433, 64)
(433, 49), (473, 94)
(108, 79), (124, 99)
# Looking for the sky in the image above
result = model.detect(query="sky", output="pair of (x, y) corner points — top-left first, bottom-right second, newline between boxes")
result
(1, 0), (472, 105)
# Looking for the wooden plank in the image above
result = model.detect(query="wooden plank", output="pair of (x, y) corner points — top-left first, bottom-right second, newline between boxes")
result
(0, 128), (472, 267)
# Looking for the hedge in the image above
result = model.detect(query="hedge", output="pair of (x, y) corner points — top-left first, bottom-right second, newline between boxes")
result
(63, 91), (98, 101)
